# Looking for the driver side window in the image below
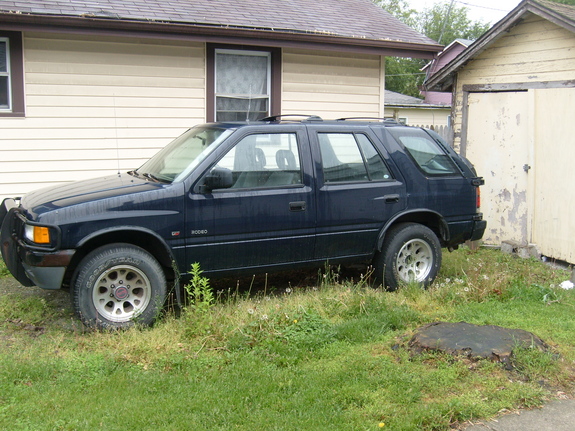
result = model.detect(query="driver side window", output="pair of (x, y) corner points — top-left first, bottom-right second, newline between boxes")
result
(216, 133), (302, 189)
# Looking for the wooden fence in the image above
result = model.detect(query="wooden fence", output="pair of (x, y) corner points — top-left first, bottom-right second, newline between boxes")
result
(412, 124), (454, 147)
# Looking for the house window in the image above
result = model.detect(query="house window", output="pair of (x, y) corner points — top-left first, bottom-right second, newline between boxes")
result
(0, 31), (24, 117)
(0, 38), (10, 110)
(215, 50), (270, 121)
(207, 45), (280, 122)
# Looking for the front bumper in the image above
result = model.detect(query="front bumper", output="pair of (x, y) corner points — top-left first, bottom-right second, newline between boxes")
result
(1, 198), (74, 290)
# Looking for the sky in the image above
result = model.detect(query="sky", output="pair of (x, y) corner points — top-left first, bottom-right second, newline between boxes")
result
(405, 0), (523, 25)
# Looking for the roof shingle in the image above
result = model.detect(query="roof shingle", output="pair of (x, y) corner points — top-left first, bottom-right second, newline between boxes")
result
(0, 0), (438, 46)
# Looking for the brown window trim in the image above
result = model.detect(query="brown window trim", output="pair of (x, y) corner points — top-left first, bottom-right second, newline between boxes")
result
(0, 31), (25, 117)
(206, 44), (280, 122)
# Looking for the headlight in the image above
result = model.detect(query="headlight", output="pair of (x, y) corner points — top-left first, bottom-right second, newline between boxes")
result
(24, 224), (52, 244)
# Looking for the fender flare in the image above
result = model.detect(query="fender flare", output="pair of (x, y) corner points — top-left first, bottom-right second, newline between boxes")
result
(75, 225), (179, 273)
(376, 209), (449, 251)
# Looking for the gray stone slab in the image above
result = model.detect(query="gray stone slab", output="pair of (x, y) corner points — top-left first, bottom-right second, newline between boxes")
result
(409, 321), (548, 365)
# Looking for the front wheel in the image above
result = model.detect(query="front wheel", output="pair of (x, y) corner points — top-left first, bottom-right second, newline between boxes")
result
(373, 223), (441, 290)
(72, 244), (167, 330)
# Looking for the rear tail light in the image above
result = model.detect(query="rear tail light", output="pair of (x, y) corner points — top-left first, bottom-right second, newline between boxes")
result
(471, 177), (484, 211)
(476, 187), (481, 210)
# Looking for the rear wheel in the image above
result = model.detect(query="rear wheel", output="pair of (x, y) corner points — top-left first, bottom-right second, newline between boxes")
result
(374, 223), (441, 290)
(72, 243), (166, 330)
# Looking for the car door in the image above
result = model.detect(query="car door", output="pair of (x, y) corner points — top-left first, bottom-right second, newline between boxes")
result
(307, 125), (406, 261)
(185, 125), (316, 274)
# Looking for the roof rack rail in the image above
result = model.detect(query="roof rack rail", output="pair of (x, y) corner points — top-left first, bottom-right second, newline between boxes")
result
(336, 117), (399, 124)
(260, 114), (323, 123)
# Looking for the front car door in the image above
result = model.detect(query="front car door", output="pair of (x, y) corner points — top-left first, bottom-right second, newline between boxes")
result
(185, 125), (316, 274)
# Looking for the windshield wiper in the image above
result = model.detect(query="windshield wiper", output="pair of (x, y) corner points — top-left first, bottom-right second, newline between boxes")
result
(142, 173), (170, 183)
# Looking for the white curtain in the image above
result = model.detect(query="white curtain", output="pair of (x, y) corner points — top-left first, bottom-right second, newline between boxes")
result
(215, 52), (269, 121)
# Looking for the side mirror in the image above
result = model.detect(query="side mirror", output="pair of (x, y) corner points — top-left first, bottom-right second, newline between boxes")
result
(200, 167), (233, 193)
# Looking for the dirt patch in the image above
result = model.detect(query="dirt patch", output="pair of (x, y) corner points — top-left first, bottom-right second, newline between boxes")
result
(0, 276), (70, 307)
(0, 276), (82, 334)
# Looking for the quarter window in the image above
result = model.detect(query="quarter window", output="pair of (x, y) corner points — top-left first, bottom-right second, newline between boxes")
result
(214, 133), (302, 189)
(215, 50), (270, 122)
(387, 128), (459, 175)
(318, 133), (392, 183)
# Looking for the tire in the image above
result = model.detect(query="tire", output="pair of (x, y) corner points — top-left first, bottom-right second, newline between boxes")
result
(373, 223), (442, 290)
(72, 243), (167, 330)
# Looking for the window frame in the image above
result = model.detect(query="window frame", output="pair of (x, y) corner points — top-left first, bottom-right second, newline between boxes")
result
(214, 49), (271, 122)
(206, 44), (280, 123)
(0, 31), (24, 117)
(0, 37), (11, 110)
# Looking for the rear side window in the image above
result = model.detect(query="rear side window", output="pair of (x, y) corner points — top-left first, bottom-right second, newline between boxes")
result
(318, 133), (392, 183)
(387, 128), (459, 176)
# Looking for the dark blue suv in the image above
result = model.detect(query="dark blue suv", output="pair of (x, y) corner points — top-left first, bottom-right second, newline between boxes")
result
(1, 116), (486, 329)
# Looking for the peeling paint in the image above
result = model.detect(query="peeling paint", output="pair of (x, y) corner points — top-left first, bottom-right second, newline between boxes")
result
(498, 189), (511, 201)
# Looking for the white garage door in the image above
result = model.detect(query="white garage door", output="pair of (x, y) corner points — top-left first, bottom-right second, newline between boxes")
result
(465, 91), (531, 245)
(532, 88), (575, 263)
(465, 88), (575, 263)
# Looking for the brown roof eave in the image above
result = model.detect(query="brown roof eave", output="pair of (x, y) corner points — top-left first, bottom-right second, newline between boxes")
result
(0, 13), (442, 58)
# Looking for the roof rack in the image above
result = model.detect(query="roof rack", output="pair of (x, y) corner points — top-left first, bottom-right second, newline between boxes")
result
(260, 114), (323, 123)
(336, 117), (400, 124)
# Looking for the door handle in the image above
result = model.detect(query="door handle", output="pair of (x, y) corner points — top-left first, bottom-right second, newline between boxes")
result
(384, 194), (400, 203)
(289, 201), (306, 211)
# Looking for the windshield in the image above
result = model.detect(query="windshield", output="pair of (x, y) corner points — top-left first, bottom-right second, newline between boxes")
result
(136, 126), (234, 183)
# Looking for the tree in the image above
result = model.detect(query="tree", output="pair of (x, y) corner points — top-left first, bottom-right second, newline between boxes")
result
(385, 56), (425, 99)
(376, 0), (489, 97)
(373, 0), (416, 27)
(416, 2), (490, 44)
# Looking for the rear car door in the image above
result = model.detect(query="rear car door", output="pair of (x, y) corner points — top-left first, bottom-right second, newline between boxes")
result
(185, 125), (316, 273)
(307, 125), (407, 261)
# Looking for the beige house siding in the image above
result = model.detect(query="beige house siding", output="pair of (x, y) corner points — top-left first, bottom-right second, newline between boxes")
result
(383, 107), (450, 127)
(452, 13), (575, 150)
(282, 49), (383, 119)
(0, 32), (205, 200)
(1, 41), (394, 201)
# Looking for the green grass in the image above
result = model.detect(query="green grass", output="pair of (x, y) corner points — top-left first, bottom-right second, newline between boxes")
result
(1, 248), (574, 430)
(0, 259), (9, 278)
